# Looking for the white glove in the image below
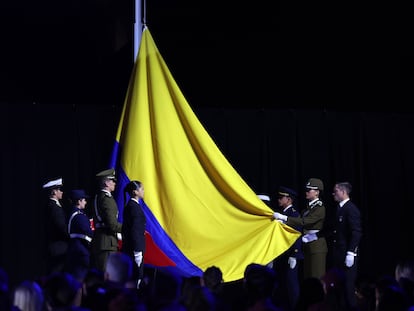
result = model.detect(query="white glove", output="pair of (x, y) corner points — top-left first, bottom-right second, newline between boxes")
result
(273, 212), (288, 222)
(302, 233), (318, 243)
(288, 257), (297, 269)
(134, 251), (143, 267)
(345, 251), (356, 267)
(116, 232), (122, 240)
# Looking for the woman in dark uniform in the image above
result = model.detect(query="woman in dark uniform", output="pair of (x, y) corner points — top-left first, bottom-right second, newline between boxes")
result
(43, 177), (69, 274)
(65, 189), (94, 281)
(121, 180), (146, 288)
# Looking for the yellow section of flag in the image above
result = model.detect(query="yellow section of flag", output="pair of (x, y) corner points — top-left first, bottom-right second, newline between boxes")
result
(115, 27), (300, 282)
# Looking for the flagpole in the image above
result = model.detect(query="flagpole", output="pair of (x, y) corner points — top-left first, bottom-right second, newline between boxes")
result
(133, 0), (143, 61)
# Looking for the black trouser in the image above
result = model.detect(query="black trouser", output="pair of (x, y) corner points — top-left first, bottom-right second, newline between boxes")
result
(333, 250), (358, 310)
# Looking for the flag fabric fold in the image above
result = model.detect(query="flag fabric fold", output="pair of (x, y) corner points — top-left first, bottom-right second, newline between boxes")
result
(110, 26), (300, 282)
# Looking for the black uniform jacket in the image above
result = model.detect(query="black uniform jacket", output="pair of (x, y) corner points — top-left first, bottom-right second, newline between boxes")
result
(46, 199), (69, 256)
(333, 200), (362, 258)
(121, 198), (146, 256)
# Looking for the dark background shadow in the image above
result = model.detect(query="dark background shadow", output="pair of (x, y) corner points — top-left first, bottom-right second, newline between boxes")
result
(0, 0), (407, 109)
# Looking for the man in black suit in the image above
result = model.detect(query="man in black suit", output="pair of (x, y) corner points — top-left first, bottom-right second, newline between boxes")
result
(43, 177), (69, 274)
(330, 181), (362, 311)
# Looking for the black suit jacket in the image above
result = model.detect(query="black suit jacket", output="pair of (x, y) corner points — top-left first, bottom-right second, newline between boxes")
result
(332, 200), (362, 265)
(121, 199), (146, 255)
(45, 199), (69, 256)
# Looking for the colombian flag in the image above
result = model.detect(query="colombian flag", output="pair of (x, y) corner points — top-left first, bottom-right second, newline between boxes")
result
(110, 26), (300, 282)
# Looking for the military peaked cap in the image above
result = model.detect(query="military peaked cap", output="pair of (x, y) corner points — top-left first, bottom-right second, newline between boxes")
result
(42, 178), (63, 189)
(96, 168), (116, 181)
(278, 186), (298, 198)
(305, 178), (324, 191)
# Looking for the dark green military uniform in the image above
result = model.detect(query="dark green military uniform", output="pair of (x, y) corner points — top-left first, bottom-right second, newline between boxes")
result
(90, 169), (122, 272)
(285, 178), (327, 279)
(287, 199), (327, 279)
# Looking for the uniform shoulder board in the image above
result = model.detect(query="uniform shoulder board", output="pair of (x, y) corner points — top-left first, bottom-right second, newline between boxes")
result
(104, 192), (112, 197)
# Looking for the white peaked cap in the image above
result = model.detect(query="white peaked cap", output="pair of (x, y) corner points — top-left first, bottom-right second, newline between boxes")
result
(42, 178), (63, 189)
(257, 194), (270, 202)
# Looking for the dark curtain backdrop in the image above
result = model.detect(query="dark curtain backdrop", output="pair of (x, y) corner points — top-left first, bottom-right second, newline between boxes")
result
(2, 103), (414, 287)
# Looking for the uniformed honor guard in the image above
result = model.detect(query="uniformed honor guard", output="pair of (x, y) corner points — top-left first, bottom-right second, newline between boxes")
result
(121, 180), (146, 289)
(331, 181), (362, 310)
(64, 189), (93, 281)
(274, 178), (327, 279)
(43, 177), (69, 274)
(273, 186), (303, 311)
(90, 168), (122, 272)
